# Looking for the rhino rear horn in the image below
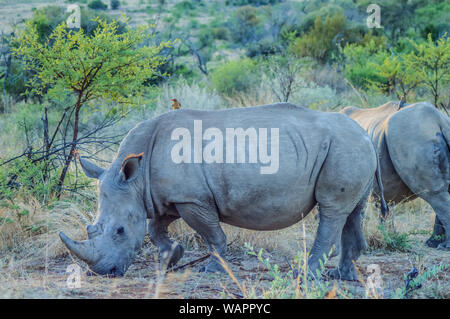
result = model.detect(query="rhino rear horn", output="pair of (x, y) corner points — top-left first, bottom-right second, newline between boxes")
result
(79, 156), (105, 179)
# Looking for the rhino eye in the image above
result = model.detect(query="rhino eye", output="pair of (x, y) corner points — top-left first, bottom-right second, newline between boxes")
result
(117, 227), (124, 235)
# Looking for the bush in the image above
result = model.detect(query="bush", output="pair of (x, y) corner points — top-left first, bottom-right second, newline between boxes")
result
(27, 5), (126, 41)
(88, 0), (107, 10)
(229, 5), (262, 44)
(210, 58), (258, 95)
(111, 0), (120, 10)
(0, 157), (59, 202)
(289, 13), (347, 63)
(213, 27), (229, 40)
(174, 0), (195, 11)
(378, 224), (412, 252)
(28, 5), (66, 40)
(342, 40), (389, 89)
(2, 60), (32, 102)
(226, 0), (284, 6)
(247, 39), (280, 58)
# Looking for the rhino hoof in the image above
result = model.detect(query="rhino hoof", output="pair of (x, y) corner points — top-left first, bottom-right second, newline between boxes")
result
(160, 244), (184, 269)
(437, 243), (450, 251)
(425, 238), (442, 248)
(326, 267), (358, 281)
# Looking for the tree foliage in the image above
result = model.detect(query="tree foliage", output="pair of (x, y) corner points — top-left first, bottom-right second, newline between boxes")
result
(12, 18), (171, 194)
(406, 34), (450, 111)
(289, 13), (347, 63)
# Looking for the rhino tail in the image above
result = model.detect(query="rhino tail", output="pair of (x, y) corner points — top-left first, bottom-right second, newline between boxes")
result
(375, 148), (389, 219)
(438, 120), (450, 182)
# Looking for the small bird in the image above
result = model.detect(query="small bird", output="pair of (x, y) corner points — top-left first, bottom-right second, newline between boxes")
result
(171, 98), (181, 110)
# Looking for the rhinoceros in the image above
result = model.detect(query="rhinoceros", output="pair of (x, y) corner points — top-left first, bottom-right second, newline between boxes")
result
(60, 103), (387, 280)
(341, 101), (450, 249)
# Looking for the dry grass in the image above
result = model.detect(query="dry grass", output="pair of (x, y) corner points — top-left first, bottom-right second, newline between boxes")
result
(0, 194), (96, 271)
(0, 191), (449, 299)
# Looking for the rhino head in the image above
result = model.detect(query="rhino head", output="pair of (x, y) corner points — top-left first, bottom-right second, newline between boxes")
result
(59, 153), (147, 277)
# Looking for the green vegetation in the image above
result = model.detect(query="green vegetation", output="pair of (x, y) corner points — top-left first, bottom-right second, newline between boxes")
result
(10, 18), (170, 195)
(88, 0), (108, 10)
(243, 243), (343, 299)
(210, 58), (258, 95)
(290, 13), (348, 63)
(111, 0), (120, 10)
(343, 34), (450, 111)
(378, 224), (413, 252)
(392, 263), (450, 298)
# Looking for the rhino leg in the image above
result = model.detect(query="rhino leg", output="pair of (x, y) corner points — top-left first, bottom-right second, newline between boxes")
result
(313, 212), (341, 259)
(423, 191), (449, 250)
(175, 203), (227, 273)
(326, 196), (368, 281)
(148, 215), (184, 269)
(426, 216), (445, 248)
(308, 212), (347, 279)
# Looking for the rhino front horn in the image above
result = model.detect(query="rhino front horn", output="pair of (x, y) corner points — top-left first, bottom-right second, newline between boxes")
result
(59, 232), (99, 265)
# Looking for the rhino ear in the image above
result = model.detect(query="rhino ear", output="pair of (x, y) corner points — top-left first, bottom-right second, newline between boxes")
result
(79, 156), (105, 179)
(120, 153), (144, 182)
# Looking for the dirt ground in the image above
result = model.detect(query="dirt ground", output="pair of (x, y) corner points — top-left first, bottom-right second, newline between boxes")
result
(1, 224), (448, 299)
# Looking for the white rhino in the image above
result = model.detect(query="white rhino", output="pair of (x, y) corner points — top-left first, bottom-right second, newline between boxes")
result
(342, 101), (450, 249)
(60, 103), (387, 280)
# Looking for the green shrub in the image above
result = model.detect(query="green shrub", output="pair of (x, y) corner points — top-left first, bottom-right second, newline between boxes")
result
(27, 5), (126, 41)
(88, 0), (108, 10)
(289, 13), (347, 63)
(213, 27), (229, 40)
(247, 39), (280, 58)
(392, 263), (450, 298)
(28, 5), (67, 41)
(210, 58), (258, 95)
(226, 0), (284, 6)
(2, 60), (31, 102)
(342, 40), (389, 89)
(174, 0), (195, 11)
(111, 0), (120, 10)
(378, 224), (412, 252)
(243, 243), (347, 299)
(0, 156), (59, 202)
(198, 29), (214, 47)
(230, 5), (262, 44)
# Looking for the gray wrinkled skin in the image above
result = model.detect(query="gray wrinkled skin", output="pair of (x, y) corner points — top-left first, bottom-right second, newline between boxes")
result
(341, 101), (450, 250)
(60, 103), (384, 280)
